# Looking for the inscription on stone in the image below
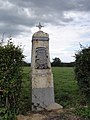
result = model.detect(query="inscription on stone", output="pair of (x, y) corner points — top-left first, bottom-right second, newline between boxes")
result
(35, 47), (48, 69)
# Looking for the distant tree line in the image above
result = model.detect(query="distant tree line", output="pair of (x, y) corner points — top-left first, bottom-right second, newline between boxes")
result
(51, 57), (75, 67)
(23, 57), (75, 67)
(22, 61), (31, 66)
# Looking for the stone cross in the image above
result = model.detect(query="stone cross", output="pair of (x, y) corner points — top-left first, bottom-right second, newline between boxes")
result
(36, 22), (44, 31)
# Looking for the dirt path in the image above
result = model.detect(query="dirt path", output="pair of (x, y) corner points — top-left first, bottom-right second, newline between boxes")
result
(16, 109), (87, 120)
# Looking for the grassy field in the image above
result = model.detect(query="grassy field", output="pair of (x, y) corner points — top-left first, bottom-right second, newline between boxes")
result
(20, 67), (87, 113)
(52, 67), (85, 107)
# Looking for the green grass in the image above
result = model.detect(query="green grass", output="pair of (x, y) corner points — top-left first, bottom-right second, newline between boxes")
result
(74, 107), (90, 119)
(20, 67), (88, 113)
(19, 67), (32, 113)
(52, 67), (86, 108)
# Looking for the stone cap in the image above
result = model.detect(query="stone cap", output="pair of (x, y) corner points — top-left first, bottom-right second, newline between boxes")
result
(32, 30), (49, 41)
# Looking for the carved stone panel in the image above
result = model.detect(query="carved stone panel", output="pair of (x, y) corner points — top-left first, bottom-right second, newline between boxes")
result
(35, 47), (48, 69)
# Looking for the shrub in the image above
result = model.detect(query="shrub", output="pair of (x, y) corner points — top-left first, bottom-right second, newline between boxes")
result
(74, 107), (90, 119)
(75, 46), (90, 100)
(0, 41), (24, 120)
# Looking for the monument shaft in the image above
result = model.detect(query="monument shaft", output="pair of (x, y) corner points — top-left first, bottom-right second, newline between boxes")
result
(31, 29), (54, 111)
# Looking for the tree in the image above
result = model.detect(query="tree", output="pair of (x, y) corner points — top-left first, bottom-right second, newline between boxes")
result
(52, 57), (61, 67)
(75, 46), (90, 100)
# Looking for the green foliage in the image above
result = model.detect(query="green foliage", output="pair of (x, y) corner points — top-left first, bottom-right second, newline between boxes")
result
(74, 107), (90, 119)
(51, 57), (75, 67)
(0, 41), (24, 119)
(52, 57), (61, 66)
(75, 46), (90, 100)
(22, 61), (31, 67)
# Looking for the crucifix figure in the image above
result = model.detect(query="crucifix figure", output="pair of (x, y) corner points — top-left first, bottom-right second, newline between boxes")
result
(36, 22), (44, 31)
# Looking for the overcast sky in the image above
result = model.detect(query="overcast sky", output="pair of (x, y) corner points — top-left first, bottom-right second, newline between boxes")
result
(0, 0), (90, 63)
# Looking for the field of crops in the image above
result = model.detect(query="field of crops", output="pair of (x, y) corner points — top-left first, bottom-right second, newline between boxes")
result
(20, 67), (87, 113)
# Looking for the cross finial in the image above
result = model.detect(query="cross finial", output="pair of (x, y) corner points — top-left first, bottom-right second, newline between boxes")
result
(36, 22), (44, 31)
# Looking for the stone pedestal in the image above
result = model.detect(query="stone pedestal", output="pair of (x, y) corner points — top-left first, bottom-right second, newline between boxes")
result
(31, 30), (54, 111)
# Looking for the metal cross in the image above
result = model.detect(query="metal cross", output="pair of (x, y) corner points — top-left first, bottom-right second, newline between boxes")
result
(36, 22), (44, 30)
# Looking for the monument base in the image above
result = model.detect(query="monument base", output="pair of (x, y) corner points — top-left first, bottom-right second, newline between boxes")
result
(32, 87), (54, 111)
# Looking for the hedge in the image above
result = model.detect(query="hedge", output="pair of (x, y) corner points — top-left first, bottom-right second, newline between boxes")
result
(75, 46), (90, 101)
(0, 41), (24, 120)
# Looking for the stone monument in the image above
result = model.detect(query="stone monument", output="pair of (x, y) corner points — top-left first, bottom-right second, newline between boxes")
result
(31, 23), (63, 111)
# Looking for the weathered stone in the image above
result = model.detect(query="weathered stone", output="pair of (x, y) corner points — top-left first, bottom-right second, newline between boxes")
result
(46, 103), (63, 111)
(32, 87), (54, 111)
(31, 25), (54, 111)
(35, 47), (48, 69)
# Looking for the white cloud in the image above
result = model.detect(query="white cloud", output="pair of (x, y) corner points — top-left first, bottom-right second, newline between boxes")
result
(11, 22), (90, 63)
(0, 0), (90, 63)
